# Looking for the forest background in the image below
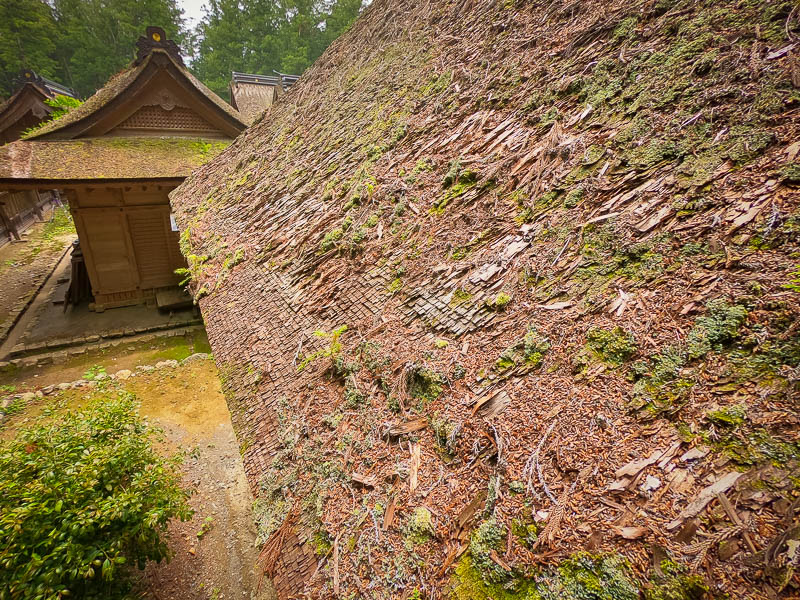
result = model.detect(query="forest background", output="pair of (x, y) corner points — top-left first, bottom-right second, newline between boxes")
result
(0, 0), (364, 100)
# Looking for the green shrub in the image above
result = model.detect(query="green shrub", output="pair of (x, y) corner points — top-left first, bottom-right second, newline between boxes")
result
(0, 393), (192, 599)
(297, 325), (348, 371)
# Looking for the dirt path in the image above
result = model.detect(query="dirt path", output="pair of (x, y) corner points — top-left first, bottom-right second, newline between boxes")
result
(133, 361), (275, 600)
(0, 356), (274, 600)
(0, 207), (76, 333)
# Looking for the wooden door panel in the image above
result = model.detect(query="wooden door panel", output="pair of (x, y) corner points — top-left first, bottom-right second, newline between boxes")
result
(127, 207), (180, 288)
(79, 209), (137, 294)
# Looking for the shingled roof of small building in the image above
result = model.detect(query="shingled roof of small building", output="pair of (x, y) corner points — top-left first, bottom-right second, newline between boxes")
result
(0, 70), (77, 113)
(0, 27), (246, 184)
(229, 71), (300, 125)
(0, 138), (230, 183)
(0, 71), (78, 143)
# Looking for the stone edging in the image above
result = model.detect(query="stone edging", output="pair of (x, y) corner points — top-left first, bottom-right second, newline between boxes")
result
(0, 352), (213, 424)
(0, 324), (206, 371)
(4, 317), (204, 361)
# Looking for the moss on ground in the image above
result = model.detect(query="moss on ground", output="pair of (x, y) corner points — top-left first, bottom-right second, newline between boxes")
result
(494, 327), (550, 374)
(686, 299), (747, 359)
(585, 327), (637, 365)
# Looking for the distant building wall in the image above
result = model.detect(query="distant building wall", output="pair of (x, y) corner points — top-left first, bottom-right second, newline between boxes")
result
(0, 190), (59, 247)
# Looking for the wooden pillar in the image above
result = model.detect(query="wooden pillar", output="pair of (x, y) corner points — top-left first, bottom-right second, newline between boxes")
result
(0, 196), (20, 241)
(33, 190), (45, 221)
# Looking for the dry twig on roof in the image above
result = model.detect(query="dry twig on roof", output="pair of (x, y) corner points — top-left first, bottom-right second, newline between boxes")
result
(685, 525), (743, 571)
(523, 420), (558, 505)
(257, 503), (300, 581)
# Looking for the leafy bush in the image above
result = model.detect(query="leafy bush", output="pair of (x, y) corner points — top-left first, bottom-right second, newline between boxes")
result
(0, 393), (192, 599)
(297, 325), (348, 371)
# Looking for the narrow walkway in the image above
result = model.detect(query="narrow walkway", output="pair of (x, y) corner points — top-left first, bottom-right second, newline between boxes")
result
(0, 246), (72, 359)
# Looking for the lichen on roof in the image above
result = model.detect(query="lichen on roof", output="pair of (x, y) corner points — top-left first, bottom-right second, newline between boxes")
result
(170, 0), (800, 598)
(0, 137), (229, 180)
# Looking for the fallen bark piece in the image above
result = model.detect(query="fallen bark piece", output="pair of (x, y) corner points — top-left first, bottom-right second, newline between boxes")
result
(385, 418), (428, 438)
(457, 489), (488, 531)
(611, 526), (648, 540)
(681, 446), (710, 462)
(666, 471), (744, 530)
(471, 389), (511, 418)
(383, 495), (396, 530)
(641, 475), (662, 493)
(351, 473), (377, 488)
(615, 449), (665, 478)
(409, 443), (421, 493)
(489, 549), (512, 571)
(656, 441), (683, 469)
(607, 478), (630, 492)
(538, 301), (573, 310)
(717, 491), (757, 554)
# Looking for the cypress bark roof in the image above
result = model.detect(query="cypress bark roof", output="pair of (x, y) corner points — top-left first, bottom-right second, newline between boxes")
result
(170, 1), (799, 598)
(26, 48), (245, 140)
(0, 138), (229, 183)
(0, 72), (78, 143)
(229, 72), (300, 125)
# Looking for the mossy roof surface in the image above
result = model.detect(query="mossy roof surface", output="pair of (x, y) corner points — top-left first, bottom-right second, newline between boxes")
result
(0, 137), (229, 180)
(26, 50), (243, 139)
(170, 0), (800, 598)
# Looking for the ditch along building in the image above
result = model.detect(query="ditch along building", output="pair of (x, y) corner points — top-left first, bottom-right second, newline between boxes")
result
(0, 71), (79, 246)
(171, 0), (800, 598)
(0, 27), (246, 310)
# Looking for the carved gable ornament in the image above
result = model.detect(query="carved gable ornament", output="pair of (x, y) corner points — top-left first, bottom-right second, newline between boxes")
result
(142, 88), (182, 111)
(134, 26), (184, 67)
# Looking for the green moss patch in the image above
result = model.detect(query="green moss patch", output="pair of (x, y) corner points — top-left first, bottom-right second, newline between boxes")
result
(584, 326), (637, 366)
(406, 364), (446, 404)
(493, 327), (551, 374)
(686, 299), (747, 359)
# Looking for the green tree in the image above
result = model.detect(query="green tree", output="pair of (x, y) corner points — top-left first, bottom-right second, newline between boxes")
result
(52, 0), (187, 97)
(0, 0), (59, 96)
(192, 0), (364, 99)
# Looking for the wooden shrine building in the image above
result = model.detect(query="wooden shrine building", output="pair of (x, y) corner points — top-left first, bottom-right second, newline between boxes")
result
(0, 70), (78, 144)
(0, 71), (79, 246)
(229, 71), (299, 124)
(0, 27), (246, 311)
